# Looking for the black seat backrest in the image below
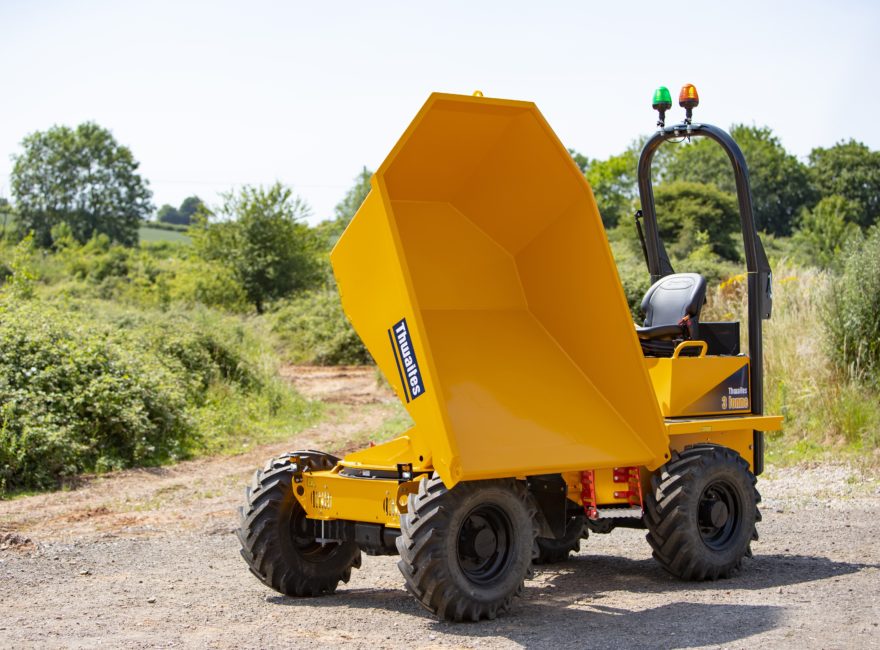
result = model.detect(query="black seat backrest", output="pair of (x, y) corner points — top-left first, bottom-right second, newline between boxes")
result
(641, 273), (707, 334)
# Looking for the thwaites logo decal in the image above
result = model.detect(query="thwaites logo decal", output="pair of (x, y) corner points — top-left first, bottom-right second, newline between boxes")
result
(388, 318), (425, 402)
(684, 365), (750, 415)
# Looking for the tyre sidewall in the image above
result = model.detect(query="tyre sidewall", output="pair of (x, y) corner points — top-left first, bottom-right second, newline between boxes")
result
(439, 483), (534, 605)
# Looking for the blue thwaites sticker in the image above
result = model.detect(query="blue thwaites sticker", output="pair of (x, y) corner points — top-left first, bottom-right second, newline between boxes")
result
(388, 317), (425, 402)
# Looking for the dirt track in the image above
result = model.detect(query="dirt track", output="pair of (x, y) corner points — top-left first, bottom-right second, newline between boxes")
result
(1, 367), (879, 649)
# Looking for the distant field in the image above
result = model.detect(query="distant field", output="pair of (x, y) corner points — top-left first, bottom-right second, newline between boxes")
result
(138, 225), (192, 243)
(1, 220), (192, 244)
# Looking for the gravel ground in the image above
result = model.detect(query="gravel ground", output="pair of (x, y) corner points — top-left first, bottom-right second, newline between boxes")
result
(1, 369), (878, 649)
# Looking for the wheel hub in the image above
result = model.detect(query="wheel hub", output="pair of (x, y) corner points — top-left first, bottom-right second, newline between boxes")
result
(289, 507), (339, 561)
(697, 479), (741, 550)
(700, 499), (729, 529)
(473, 527), (498, 559)
(457, 505), (513, 584)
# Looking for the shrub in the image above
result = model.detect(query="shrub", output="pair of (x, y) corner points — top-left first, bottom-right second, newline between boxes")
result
(608, 221), (738, 318)
(142, 220), (189, 232)
(654, 181), (740, 261)
(80, 306), (259, 400)
(0, 296), (319, 494)
(167, 259), (249, 313)
(791, 195), (862, 270)
(0, 302), (191, 492)
(826, 227), (880, 385)
(272, 289), (372, 365)
(1, 234), (37, 300)
(705, 264), (880, 455)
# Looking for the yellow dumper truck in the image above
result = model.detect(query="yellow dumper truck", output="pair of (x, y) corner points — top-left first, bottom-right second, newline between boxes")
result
(237, 87), (782, 621)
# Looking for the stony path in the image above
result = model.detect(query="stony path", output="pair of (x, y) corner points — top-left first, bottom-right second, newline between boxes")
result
(1, 368), (878, 649)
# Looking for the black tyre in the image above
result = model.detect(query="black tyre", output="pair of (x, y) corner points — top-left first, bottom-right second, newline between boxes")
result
(238, 453), (361, 596)
(396, 474), (538, 622)
(534, 514), (587, 564)
(644, 444), (760, 580)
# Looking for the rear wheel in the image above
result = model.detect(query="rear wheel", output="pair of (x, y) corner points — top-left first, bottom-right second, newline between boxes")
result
(238, 453), (361, 596)
(396, 474), (538, 621)
(534, 513), (587, 564)
(644, 444), (760, 580)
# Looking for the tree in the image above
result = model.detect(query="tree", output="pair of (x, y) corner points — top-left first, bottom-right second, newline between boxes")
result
(568, 148), (589, 174)
(791, 195), (862, 270)
(178, 196), (204, 224)
(157, 204), (182, 224)
(334, 166), (371, 223)
(585, 148), (639, 228)
(809, 140), (880, 229)
(193, 183), (320, 313)
(10, 122), (153, 247)
(663, 125), (814, 236)
(314, 167), (372, 249)
(0, 198), (13, 241)
(157, 196), (203, 225)
(653, 181), (740, 262)
(579, 138), (672, 229)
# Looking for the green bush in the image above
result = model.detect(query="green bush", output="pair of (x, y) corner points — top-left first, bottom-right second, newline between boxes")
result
(0, 302), (192, 492)
(654, 181), (740, 262)
(45, 237), (249, 313)
(272, 289), (372, 365)
(826, 227), (880, 385)
(98, 308), (258, 399)
(167, 259), (249, 313)
(142, 220), (189, 232)
(673, 236), (740, 287)
(0, 295), (320, 494)
(791, 195), (862, 270)
(608, 221), (738, 319)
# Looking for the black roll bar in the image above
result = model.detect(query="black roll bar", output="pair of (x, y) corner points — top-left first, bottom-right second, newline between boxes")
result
(636, 122), (773, 425)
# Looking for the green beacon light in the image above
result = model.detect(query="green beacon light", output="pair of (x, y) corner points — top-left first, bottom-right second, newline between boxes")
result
(652, 86), (672, 129)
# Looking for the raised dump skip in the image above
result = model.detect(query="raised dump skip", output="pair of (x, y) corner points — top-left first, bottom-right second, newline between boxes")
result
(332, 93), (669, 487)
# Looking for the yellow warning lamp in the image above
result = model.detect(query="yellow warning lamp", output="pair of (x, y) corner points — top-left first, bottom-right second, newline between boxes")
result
(679, 84), (699, 122)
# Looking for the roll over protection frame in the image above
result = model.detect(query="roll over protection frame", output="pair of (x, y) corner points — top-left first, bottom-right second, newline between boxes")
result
(636, 122), (773, 473)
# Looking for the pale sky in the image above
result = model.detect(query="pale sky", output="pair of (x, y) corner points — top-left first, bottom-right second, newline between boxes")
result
(1, 0), (878, 224)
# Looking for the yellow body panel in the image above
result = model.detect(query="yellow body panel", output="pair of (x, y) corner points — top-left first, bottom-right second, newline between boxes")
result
(296, 469), (403, 528)
(664, 414), (782, 435)
(331, 93), (669, 487)
(646, 355), (752, 417)
(338, 435), (430, 473)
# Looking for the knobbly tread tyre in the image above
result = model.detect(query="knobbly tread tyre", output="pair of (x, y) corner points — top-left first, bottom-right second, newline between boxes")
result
(396, 474), (539, 622)
(534, 514), (588, 564)
(644, 444), (761, 581)
(237, 452), (361, 597)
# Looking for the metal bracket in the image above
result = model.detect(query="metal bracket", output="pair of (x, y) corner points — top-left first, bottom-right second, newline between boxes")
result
(612, 466), (644, 510)
(396, 463), (414, 484)
(580, 470), (599, 520)
(395, 480), (422, 515)
(288, 450), (339, 484)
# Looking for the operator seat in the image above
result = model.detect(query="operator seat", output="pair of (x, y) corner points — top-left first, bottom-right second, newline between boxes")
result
(636, 273), (707, 357)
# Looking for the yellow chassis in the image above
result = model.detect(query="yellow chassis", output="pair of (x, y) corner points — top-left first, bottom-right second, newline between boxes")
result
(292, 413), (782, 529)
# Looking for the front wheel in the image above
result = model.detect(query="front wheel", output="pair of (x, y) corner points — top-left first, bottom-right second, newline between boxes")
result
(644, 444), (760, 580)
(396, 475), (538, 622)
(237, 453), (361, 596)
